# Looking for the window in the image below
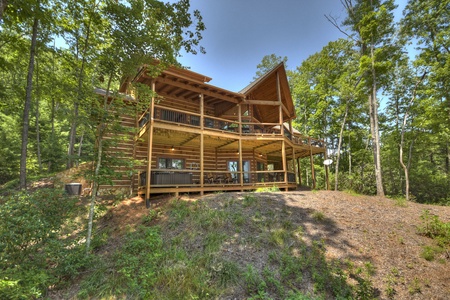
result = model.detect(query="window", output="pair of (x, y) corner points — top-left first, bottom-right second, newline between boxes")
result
(227, 160), (250, 183)
(158, 158), (184, 169)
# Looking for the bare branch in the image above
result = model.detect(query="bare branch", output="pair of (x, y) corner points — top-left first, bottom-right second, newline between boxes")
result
(324, 14), (356, 43)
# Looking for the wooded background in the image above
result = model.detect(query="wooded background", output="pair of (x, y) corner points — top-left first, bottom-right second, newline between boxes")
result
(0, 0), (448, 204)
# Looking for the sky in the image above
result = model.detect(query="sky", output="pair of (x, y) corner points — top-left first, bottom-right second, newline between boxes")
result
(177, 0), (408, 92)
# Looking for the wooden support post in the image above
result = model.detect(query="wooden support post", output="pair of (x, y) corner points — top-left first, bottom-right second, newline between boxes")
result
(324, 148), (330, 190)
(200, 94), (204, 195)
(292, 146), (297, 187)
(289, 120), (293, 137)
(145, 80), (156, 208)
(309, 138), (316, 189)
(282, 140), (287, 191)
(297, 157), (302, 186)
(238, 104), (243, 190)
(277, 71), (284, 137)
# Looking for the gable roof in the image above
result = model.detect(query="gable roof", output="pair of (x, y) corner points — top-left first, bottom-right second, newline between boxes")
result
(121, 62), (296, 123)
(240, 63), (296, 123)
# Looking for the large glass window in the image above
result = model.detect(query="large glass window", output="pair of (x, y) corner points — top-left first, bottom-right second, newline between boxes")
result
(158, 158), (184, 169)
(227, 160), (250, 183)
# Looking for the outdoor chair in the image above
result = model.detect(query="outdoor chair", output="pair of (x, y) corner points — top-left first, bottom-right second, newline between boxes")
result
(224, 173), (233, 184)
(206, 173), (215, 184)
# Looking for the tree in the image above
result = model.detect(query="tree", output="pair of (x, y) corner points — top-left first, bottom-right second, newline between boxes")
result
(290, 39), (365, 191)
(402, 0), (450, 188)
(337, 0), (400, 196)
(0, 0), (6, 21)
(254, 54), (288, 80)
(84, 0), (205, 253)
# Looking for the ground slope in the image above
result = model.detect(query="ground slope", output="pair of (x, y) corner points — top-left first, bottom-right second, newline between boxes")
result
(56, 190), (450, 299)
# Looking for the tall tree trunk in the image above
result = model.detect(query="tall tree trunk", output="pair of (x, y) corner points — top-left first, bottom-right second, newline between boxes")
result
(0, 0), (7, 21)
(77, 130), (84, 166)
(35, 58), (42, 172)
(348, 123), (352, 181)
(67, 5), (94, 169)
(19, 16), (39, 189)
(86, 71), (113, 254)
(400, 71), (427, 201)
(335, 101), (348, 191)
(369, 39), (384, 197)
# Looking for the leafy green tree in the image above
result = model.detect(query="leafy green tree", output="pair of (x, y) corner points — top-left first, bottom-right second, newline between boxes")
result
(84, 0), (205, 252)
(254, 53), (288, 80)
(0, 189), (84, 298)
(402, 0), (450, 200)
(0, 0), (6, 21)
(291, 39), (367, 191)
(338, 0), (400, 196)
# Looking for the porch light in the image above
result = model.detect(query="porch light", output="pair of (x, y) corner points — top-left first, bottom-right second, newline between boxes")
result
(171, 146), (175, 151)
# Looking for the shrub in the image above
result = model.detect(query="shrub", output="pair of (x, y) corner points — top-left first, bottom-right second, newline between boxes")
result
(0, 189), (84, 298)
(418, 210), (450, 248)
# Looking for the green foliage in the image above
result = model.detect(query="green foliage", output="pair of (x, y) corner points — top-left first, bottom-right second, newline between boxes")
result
(75, 194), (384, 299)
(254, 54), (288, 80)
(419, 210), (450, 248)
(388, 195), (408, 207)
(255, 185), (280, 192)
(0, 188), (87, 298)
(408, 277), (422, 295)
(417, 210), (449, 262)
(242, 193), (257, 207)
(311, 211), (326, 222)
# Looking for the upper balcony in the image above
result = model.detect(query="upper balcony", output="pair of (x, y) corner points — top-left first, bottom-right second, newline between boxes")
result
(137, 105), (325, 150)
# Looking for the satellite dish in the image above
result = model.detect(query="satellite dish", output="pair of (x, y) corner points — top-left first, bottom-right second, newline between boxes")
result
(323, 159), (333, 166)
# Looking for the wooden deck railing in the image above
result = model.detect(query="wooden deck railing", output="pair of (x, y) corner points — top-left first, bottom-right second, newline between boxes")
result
(137, 105), (325, 148)
(138, 170), (297, 188)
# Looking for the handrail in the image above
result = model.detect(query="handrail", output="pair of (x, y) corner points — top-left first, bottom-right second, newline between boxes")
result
(138, 169), (297, 187)
(138, 105), (325, 148)
(154, 104), (201, 117)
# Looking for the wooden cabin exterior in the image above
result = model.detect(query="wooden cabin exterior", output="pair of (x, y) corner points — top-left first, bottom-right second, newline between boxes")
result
(101, 63), (326, 199)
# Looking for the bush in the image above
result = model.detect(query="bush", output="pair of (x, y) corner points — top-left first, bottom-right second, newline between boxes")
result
(418, 210), (450, 248)
(0, 188), (84, 298)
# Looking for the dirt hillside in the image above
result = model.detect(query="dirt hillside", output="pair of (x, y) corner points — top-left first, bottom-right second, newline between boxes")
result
(96, 190), (450, 299)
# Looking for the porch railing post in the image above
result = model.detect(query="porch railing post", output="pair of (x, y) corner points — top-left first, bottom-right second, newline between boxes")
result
(145, 80), (156, 208)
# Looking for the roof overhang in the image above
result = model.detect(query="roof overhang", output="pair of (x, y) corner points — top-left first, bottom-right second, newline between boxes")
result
(240, 63), (296, 123)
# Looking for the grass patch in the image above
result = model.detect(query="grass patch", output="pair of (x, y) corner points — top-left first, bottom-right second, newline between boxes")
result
(389, 195), (408, 207)
(242, 193), (257, 207)
(74, 193), (380, 299)
(343, 189), (361, 196)
(311, 211), (326, 222)
(255, 185), (280, 193)
(417, 210), (450, 261)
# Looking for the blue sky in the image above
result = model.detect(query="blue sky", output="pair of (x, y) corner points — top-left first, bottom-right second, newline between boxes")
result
(177, 0), (408, 92)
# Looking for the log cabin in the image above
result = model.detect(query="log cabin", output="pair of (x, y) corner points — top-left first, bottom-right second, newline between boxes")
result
(98, 62), (326, 202)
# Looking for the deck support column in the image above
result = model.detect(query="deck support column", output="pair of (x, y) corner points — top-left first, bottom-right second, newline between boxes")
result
(238, 104), (243, 191)
(297, 157), (302, 186)
(277, 72), (288, 190)
(324, 147), (330, 190)
(200, 94), (204, 195)
(309, 138), (316, 189)
(145, 80), (156, 208)
(282, 140), (287, 191)
(292, 146), (297, 188)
